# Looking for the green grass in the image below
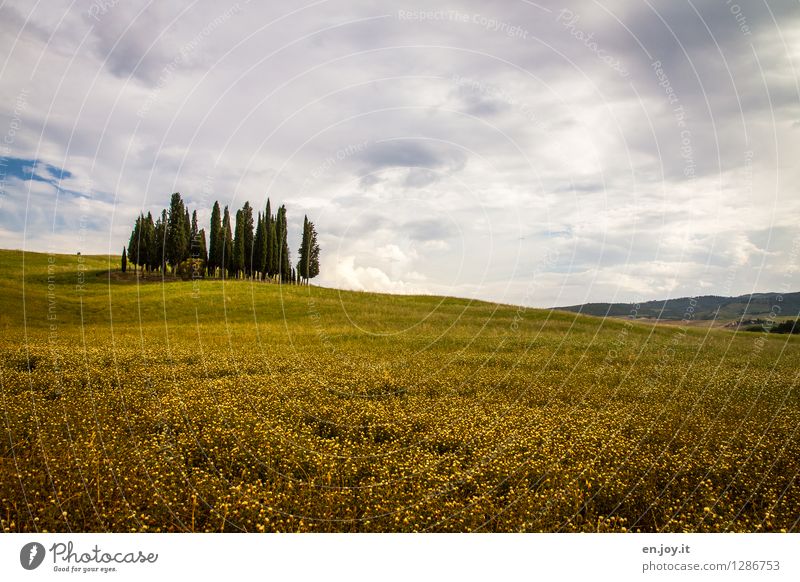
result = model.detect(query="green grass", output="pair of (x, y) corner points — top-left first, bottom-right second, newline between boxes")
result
(1, 249), (798, 532)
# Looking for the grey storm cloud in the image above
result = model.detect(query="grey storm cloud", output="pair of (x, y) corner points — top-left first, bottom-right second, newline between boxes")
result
(359, 140), (467, 172)
(0, 0), (798, 306)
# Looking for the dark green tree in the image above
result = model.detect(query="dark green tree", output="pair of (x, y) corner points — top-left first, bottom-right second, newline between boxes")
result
(197, 229), (208, 266)
(127, 214), (141, 273)
(297, 215), (321, 284)
(242, 202), (254, 278)
(155, 209), (168, 273)
(276, 205), (291, 282)
(167, 193), (189, 272)
(209, 201), (221, 277)
(121, 247), (127, 273)
(267, 213), (277, 278)
(264, 198), (275, 276)
(232, 208), (245, 278)
(184, 208), (191, 252)
(253, 212), (266, 280)
(222, 206), (233, 278)
(143, 212), (155, 273)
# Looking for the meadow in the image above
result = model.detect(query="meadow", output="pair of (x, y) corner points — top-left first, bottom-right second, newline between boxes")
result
(1, 249), (798, 532)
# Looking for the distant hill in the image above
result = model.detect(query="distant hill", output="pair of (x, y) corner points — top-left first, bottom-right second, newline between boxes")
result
(553, 292), (800, 321)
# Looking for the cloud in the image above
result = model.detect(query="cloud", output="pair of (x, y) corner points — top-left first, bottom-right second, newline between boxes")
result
(0, 0), (798, 305)
(333, 255), (426, 294)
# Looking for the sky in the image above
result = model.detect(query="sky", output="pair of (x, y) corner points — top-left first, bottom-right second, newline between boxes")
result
(0, 0), (798, 308)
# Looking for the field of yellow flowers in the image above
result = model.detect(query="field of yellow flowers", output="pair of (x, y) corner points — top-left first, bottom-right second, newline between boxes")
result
(1, 249), (798, 532)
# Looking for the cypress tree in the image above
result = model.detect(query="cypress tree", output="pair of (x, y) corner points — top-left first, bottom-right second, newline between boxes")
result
(127, 214), (141, 273)
(155, 209), (168, 273)
(276, 205), (291, 282)
(121, 247), (127, 273)
(222, 206), (233, 279)
(143, 212), (155, 273)
(197, 228), (208, 276)
(254, 212), (266, 280)
(297, 215), (309, 283)
(264, 198), (275, 276)
(242, 202), (254, 278)
(184, 207), (191, 256)
(190, 210), (199, 243)
(307, 219), (320, 281)
(297, 216), (320, 284)
(233, 208), (245, 278)
(267, 215), (277, 278)
(209, 201), (221, 277)
(167, 193), (189, 272)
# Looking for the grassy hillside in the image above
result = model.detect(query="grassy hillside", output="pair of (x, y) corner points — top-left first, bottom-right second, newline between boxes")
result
(555, 292), (800, 321)
(1, 249), (798, 532)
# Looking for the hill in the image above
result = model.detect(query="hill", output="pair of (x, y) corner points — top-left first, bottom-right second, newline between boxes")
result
(553, 292), (800, 322)
(0, 249), (798, 533)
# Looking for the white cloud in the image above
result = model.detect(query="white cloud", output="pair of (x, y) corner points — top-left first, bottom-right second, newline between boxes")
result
(1, 0), (799, 305)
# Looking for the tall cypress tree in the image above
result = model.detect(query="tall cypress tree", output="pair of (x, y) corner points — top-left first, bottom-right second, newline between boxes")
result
(297, 216), (320, 284)
(297, 215), (309, 283)
(143, 212), (155, 273)
(155, 209), (168, 273)
(267, 215), (277, 278)
(184, 207), (191, 255)
(197, 228), (208, 276)
(242, 202), (254, 278)
(307, 219), (320, 281)
(209, 201), (221, 277)
(121, 247), (127, 273)
(190, 210), (199, 244)
(167, 193), (189, 272)
(264, 198), (275, 278)
(222, 206), (233, 279)
(233, 208), (245, 278)
(127, 214), (141, 273)
(253, 212), (266, 280)
(277, 205), (291, 282)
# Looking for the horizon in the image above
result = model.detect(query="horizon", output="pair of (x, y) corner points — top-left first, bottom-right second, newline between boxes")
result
(1, 1), (798, 308)
(3, 246), (797, 312)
